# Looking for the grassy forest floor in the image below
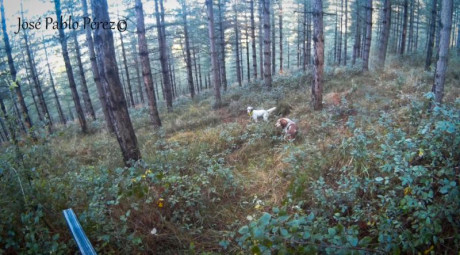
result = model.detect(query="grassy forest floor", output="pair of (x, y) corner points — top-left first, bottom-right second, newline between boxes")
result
(1, 55), (459, 254)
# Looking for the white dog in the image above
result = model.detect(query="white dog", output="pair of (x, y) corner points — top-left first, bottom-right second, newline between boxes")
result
(247, 106), (277, 122)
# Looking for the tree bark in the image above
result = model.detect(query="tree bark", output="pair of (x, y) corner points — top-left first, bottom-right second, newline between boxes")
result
(81, 0), (114, 132)
(43, 38), (66, 125)
(432, 0), (453, 105)
(250, 0), (257, 79)
(271, 3), (276, 74)
(377, 0), (391, 70)
(362, 0), (372, 71)
(259, 0), (264, 80)
(119, 31), (135, 107)
(246, 13), (251, 80)
(154, 0), (173, 112)
(262, 0), (272, 89)
(55, 0), (88, 133)
(135, 0), (162, 127)
(234, 4), (242, 87)
(217, 0), (228, 91)
(352, 0), (360, 65)
(206, 0), (222, 108)
(1, 0), (33, 131)
(279, 1), (283, 72)
(92, 0), (141, 165)
(400, 0), (408, 55)
(312, 0), (324, 110)
(73, 32), (96, 119)
(343, 0), (348, 65)
(180, 0), (195, 99)
(425, 0), (438, 70)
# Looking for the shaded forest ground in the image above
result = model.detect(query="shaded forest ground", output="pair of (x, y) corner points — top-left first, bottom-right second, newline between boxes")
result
(1, 54), (459, 254)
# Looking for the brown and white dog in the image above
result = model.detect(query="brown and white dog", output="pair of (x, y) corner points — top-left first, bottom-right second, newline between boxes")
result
(275, 118), (298, 140)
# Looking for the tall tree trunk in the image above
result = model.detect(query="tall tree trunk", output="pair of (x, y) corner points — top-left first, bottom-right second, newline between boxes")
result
(234, 4), (242, 87)
(250, 0), (257, 79)
(92, 0), (141, 165)
(0, 97), (17, 145)
(217, 0), (228, 91)
(206, 0), (222, 108)
(271, 3), (276, 74)
(135, 0), (161, 127)
(457, 11), (460, 55)
(262, 0), (272, 89)
(334, 3), (338, 63)
(279, 1), (283, 72)
(246, 13), (251, 80)
(432, 0), (453, 105)
(400, 0), (408, 55)
(425, 0), (438, 70)
(343, 0), (348, 65)
(407, 0), (415, 52)
(23, 32), (53, 132)
(180, 0), (195, 99)
(132, 39), (144, 105)
(312, 0), (324, 110)
(377, 0), (391, 70)
(43, 38), (66, 125)
(303, 0), (307, 71)
(362, 0), (373, 71)
(154, 0), (173, 112)
(259, 0), (264, 80)
(1, 0), (33, 131)
(352, 0), (360, 65)
(21, 51), (43, 122)
(338, 0), (343, 64)
(55, 0), (88, 133)
(81, 0), (114, 132)
(414, 0), (420, 51)
(73, 32), (96, 119)
(306, 0), (311, 66)
(119, 31), (135, 107)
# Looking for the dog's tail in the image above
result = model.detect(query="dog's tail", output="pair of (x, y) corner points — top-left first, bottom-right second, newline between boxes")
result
(267, 107), (277, 114)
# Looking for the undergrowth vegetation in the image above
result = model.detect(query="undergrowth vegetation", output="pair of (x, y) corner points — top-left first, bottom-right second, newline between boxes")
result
(0, 59), (459, 254)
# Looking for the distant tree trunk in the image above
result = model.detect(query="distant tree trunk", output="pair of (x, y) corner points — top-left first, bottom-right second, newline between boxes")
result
(338, 0), (343, 64)
(303, 1), (307, 71)
(21, 2), (53, 132)
(43, 40), (66, 125)
(362, 0), (372, 71)
(306, 1), (312, 66)
(312, 0), (324, 110)
(119, 31), (135, 107)
(206, 0), (222, 108)
(377, 0), (391, 70)
(271, 3), (276, 74)
(81, 0), (114, 132)
(1, 0), (33, 131)
(407, 0), (415, 52)
(180, 0), (195, 99)
(132, 39), (144, 105)
(431, 0), (453, 105)
(154, 0), (173, 112)
(279, 1), (283, 72)
(217, 0), (228, 91)
(135, 0), (161, 127)
(414, 0), (420, 51)
(197, 51), (203, 91)
(352, 0), (361, 65)
(54, 0), (88, 133)
(457, 13), (460, 55)
(21, 52), (43, 122)
(262, 0), (272, 89)
(259, 0), (264, 80)
(425, 0), (438, 70)
(343, 0), (348, 65)
(250, 0), (257, 79)
(73, 32), (96, 119)
(334, 3), (338, 63)
(234, 5), (242, 87)
(246, 13), (251, 80)
(400, 0), (408, 55)
(92, 0), (141, 165)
